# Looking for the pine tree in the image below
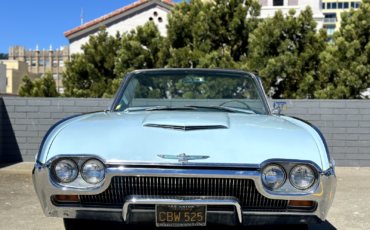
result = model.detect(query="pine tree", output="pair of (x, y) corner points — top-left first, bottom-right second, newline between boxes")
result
(18, 71), (59, 97)
(62, 26), (122, 98)
(315, 0), (370, 99)
(245, 7), (328, 99)
(106, 21), (164, 97)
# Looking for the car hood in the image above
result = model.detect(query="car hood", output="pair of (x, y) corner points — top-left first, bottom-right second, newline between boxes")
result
(47, 111), (323, 167)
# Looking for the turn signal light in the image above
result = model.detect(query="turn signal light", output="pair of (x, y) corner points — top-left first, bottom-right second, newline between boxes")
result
(56, 195), (79, 201)
(288, 200), (313, 207)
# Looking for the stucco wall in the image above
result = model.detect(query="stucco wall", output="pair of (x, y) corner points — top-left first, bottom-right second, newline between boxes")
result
(0, 62), (6, 92)
(69, 5), (170, 55)
(0, 97), (369, 166)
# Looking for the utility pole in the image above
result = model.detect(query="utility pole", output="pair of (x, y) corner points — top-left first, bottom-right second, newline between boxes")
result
(81, 8), (84, 25)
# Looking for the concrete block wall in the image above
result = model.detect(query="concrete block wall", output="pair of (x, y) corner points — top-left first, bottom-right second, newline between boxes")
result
(275, 100), (370, 167)
(0, 97), (112, 162)
(1, 97), (369, 166)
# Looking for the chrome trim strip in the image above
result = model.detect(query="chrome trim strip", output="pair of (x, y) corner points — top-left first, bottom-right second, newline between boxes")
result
(122, 196), (243, 223)
(130, 209), (235, 214)
(260, 158), (323, 173)
(242, 211), (316, 215)
(106, 167), (260, 179)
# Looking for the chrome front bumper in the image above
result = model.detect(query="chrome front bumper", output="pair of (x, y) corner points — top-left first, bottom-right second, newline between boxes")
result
(33, 163), (337, 226)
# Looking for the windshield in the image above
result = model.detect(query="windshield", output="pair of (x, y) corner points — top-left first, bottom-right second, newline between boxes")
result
(114, 70), (268, 115)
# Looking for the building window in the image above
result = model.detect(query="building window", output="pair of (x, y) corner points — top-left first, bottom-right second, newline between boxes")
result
(59, 59), (64, 67)
(355, 2), (360, 8)
(45, 59), (50, 67)
(59, 73), (63, 80)
(26, 58), (30, 66)
(273, 0), (284, 6)
(53, 59), (57, 67)
(338, 2), (343, 9)
(58, 87), (64, 94)
(325, 26), (336, 35)
(52, 73), (58, 80)
(327, 3), (332, 9)
(324, 14), (337, 23)
(322, 3), (326, 9)
(39, 59), (44, 67)
(332, 2), (337, 9)
(344, 2), (349, 8)
(31, 59), (36, 67)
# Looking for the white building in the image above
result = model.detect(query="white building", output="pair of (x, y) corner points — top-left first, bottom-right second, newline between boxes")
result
(0, 61), (6, 92)
(259, 0), (324, 29)
(64, 0), (174, 55)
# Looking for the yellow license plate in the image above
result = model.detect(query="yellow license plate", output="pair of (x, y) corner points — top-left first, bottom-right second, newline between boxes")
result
(156, 205), (207, 227)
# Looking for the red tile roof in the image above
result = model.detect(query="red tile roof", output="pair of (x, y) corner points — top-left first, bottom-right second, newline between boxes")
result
(64, 0), (175, 37)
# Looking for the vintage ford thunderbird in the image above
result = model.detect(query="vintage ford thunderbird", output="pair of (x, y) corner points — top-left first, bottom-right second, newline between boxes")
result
(33, 69), (336, 229)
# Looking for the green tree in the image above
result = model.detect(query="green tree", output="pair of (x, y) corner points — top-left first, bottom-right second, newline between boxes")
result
(0, 53), (8, 59)
(245, 7), (328, 99)
(315, 1), (370, 99)
(107, 21), (165, 97)
(62, 26), (122, 98)
(158, 0), (261, 68)
(18, 71), (59, 97)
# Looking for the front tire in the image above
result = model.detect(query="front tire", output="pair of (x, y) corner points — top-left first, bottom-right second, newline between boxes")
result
(63, 218), (99, 230)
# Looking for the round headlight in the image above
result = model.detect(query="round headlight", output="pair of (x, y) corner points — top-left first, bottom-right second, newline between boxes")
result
(53, 159), (78, 183)
(261, 164), (286, 189)
(290, 165), (316, 190)
(81, 159), (105, 184)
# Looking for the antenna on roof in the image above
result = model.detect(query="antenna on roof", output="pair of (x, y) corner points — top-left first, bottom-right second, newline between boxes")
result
(81, 8), (84, 25)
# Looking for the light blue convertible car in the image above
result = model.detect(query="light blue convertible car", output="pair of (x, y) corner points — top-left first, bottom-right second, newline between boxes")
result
(33, 69), (336, 229)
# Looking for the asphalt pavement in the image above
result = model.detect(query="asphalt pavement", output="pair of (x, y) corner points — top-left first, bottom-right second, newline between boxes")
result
(0, 163), (369, 230)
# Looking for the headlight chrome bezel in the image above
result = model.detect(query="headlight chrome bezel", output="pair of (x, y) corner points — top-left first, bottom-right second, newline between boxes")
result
(261, 164), (287, 190)
(81, 159), (106, 184)
(52, 158), (79, 183)
(289, 164), (317, 190)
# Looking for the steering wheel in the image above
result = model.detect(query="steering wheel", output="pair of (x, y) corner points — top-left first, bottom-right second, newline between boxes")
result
(219, 100), (252, 110)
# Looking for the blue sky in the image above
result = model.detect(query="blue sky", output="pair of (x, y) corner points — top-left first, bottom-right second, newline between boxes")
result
(0, 0), (180, 54)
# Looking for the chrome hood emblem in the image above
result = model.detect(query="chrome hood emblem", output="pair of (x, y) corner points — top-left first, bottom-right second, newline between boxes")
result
(157, 153), (210, 162)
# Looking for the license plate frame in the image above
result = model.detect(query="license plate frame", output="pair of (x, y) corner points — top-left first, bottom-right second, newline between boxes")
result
(155, 204), (207, 227)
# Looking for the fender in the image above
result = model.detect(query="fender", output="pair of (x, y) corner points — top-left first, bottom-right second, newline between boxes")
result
(289, 116), (331, 163)
(36, 110), (107, 165)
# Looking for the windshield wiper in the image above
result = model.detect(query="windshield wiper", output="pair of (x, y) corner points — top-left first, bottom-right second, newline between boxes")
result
(146, 107), (197, 111)
(124, 106), (168, 112)
(184, 105), (236, 113)
(185, 105), (255, 114)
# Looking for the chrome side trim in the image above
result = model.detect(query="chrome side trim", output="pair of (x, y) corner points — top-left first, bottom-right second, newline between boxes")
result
(122, 196), (243, 223)
(243, 211), (316, 216)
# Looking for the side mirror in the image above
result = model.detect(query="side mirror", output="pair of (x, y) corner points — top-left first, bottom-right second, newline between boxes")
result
(272, 102), (287, 116)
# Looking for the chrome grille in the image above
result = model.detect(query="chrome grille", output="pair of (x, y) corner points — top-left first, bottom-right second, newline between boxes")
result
(143, 124), (228, 131)
(80, 177), (288, 210)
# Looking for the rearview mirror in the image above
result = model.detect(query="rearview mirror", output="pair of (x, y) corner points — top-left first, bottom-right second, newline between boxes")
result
(272, 102), (287, 116)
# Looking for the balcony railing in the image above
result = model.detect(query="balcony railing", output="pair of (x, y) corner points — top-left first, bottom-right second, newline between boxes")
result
(327, 30), (335, 35)
(324, 18), (337, 23)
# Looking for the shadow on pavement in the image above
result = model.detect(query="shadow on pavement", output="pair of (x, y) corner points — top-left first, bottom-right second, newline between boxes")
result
(0, 97), (23, 166)
(310, 221), (337, 230)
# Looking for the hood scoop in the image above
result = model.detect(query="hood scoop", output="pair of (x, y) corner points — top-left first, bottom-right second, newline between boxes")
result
(142, 112), (230, 131)
(143, 124), (228, 131)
